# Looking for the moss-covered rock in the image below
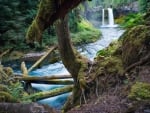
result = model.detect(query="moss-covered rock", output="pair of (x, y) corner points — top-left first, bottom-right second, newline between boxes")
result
(97, 40), (122, 57)
(128, 82), (150, 100)
(122, 25), (150, 67)
(96, 56), (124, 75)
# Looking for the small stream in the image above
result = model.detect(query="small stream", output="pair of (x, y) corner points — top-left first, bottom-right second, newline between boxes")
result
(14, 27), (124, 109)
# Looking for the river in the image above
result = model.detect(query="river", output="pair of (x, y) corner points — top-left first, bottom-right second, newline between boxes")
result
(14, 27), (124, 109)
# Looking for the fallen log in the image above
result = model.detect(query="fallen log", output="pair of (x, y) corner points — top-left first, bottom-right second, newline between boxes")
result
(28, 46), (57, 72)
(20, 79), (73, 85)
(13, 74), (72, 79)
(25, 85), (73, 101)
(0, 102), (58, 113)
(10, 74), (73, 84)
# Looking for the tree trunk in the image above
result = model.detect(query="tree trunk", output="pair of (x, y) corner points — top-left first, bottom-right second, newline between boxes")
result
(55, 17), (90, 111)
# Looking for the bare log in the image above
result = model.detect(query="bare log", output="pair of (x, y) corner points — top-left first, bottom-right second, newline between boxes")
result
(28, 46), (57, 72)
(21, 61), (28, 76)
(25, 85), (73, 101)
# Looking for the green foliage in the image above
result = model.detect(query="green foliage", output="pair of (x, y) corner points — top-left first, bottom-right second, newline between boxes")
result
(116, 13), (144, 28)
(0, 0), (38, 51)
(69, 8), (81, 33)
(139, 0), (150, 12)
(71, 19), (101, 45)
(97, 41), (121, 57)
(8, 82), (24, 101)
(129, 82), (150, 100)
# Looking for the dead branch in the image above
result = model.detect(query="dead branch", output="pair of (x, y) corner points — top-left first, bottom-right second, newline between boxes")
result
(21, 61), (28, 76)
(28, 46), (57, 73)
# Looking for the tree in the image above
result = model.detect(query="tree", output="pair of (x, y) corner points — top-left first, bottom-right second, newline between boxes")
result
(26, 0), (93, 111)
(139, 0), (150, 12)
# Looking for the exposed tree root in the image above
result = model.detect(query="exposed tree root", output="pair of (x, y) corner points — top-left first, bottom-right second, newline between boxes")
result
(124, 52), (150, 74)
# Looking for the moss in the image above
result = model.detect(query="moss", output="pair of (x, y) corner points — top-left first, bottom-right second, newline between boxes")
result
(0, 91), (17, 102)
(122, 25), (150, 67)
(129, 82), (150, 100)
(26, 0), (56, 45)
(99, 56), (124, 75)
(3, 67), (13, 76)
(97, 40), (122, 57)
(71, 19), (101, 45)
(0, 85), (9, 92)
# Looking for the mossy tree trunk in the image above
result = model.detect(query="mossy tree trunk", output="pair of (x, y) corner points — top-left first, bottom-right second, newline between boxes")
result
(55, 17), (90, 111)
(25, 0), (92, 111)
(26, 0), (85, 45)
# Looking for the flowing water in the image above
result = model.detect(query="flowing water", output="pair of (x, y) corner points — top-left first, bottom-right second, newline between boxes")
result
(9, 27), (124, 109)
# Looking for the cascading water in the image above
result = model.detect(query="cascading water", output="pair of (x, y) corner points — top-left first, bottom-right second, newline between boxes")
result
(102, 9), (105, 26)
(108, 8), (114, 26)
(101, 7), (117, 27)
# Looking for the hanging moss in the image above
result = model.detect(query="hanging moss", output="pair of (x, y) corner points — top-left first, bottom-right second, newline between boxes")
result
(128, 82), (150, 100)
(26, 0), (56, 45)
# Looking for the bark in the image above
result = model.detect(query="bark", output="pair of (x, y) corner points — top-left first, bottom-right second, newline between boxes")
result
(25, 0), (92, 111)
(55, 17), (90, 111)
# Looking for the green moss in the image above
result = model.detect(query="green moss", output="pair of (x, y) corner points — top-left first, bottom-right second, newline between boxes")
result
(129, 82), (150, 100)
(122, 25), (150, 67)
(0, 91), (17, 102)
(26, 0), (56, 45)
(97, 41), (121, 57)
(0, 85), (9, 92)
(115, 13), (144, 28)
(3, 67), (14, 76)
(71, 19), (101, 45)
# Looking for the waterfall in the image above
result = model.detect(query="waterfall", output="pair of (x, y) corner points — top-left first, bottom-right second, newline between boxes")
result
(107, 8), (114, 26)
(102, 9), (105, 26)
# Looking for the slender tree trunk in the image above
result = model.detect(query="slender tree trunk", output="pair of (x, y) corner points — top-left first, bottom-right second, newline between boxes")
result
(55, 17), (89, 111)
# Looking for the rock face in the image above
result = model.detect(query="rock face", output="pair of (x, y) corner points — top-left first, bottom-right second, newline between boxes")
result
(121, 25), (150, 67)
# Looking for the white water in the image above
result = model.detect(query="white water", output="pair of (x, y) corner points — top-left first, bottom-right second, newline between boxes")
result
(101, 8), (117, 27)
(108, 8), (114, 26)
(102, 9), (105, 26)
